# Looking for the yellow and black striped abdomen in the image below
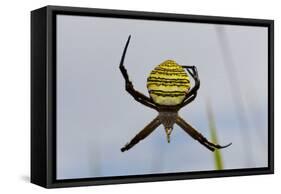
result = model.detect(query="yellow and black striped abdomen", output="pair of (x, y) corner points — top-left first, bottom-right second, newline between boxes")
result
(147, 60), (190, 106)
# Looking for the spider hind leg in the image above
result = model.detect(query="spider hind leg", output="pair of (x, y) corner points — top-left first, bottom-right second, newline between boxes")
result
(118, 35), (158, 110)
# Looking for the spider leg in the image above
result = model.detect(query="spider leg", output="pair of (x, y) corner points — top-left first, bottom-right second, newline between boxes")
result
(180, 93), (197, 108)
(119, 35), (158, 110)
(182, 66), (200, 98)
(176, 116), (232, 152)
(179, 66), (200, 108)
(121, 116), (161, 152)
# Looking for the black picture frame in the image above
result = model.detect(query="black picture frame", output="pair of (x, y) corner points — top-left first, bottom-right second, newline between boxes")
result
(31, 5), (274, 188)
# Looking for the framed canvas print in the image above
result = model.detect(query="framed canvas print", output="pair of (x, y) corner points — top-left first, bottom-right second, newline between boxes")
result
(31, 5), (274, 188)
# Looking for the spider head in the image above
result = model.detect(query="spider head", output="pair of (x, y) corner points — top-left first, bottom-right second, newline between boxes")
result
(165, 127), (173, 143)
(158, 111), (178, 143)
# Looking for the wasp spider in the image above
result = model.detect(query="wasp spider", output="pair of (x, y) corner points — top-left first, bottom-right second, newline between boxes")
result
(119, 35), (231, 152)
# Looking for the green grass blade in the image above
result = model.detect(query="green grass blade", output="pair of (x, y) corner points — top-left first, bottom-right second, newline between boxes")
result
(206, 101), (224, 170)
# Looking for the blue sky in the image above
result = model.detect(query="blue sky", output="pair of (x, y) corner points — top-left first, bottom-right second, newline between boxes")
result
(56, 15), (268, 179)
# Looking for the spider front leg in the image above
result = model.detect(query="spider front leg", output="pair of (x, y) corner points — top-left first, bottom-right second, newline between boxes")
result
(176, 116), (232, 151)
(119, 35), (157, 110)
(121, 116), (161, 152)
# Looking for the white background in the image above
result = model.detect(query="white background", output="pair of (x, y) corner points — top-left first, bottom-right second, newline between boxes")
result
(0, 0), (278, 193)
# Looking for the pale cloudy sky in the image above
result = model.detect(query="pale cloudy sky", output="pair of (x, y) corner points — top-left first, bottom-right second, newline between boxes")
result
(56, 15), (268, 179)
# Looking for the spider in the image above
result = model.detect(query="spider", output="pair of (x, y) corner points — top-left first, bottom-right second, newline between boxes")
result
(119, 35), (231, 152)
